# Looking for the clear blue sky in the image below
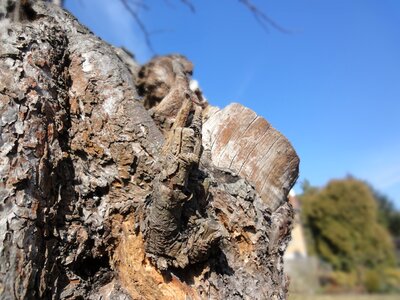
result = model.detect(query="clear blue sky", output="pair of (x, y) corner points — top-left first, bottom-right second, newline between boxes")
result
(65, 0), (400, 208)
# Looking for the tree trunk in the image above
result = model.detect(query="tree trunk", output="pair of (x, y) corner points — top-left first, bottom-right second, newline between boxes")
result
(0, 1), (299, 299)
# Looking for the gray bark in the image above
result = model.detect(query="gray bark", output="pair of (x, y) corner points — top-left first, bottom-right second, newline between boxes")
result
(0, 1), (299, 299)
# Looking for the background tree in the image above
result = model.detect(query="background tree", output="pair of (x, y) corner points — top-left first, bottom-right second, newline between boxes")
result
(300, 178), (396, 272)
(372, 188), (400, 239)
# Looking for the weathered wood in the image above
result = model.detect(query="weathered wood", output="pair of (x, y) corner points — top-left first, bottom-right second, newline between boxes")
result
(0, 1), (299, 299)
(144, 100), (222, 270)
(203, 103), (299, 211)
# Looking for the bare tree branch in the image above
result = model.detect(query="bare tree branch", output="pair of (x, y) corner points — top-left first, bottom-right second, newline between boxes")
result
(180, 0), (195, 13)
(116, 0), (289, 53)
(129, 0), (150, 11)
(238, 0), (291, 34)
(120, 0), (155, 53)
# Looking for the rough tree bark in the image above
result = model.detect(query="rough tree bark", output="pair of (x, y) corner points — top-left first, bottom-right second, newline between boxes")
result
(0, 1), (299, 299)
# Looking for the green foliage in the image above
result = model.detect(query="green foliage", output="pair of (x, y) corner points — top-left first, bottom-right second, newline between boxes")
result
(363, 269), (382, 293)
(382, 268), (400, 292)
(360, 268), (400, 293)
(329, 271), (358, 291)
(372, 189), (400, 238)
(300, 178), (396, 272)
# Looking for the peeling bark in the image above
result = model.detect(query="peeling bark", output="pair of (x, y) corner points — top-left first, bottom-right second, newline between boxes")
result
(0, 1), (299, 299)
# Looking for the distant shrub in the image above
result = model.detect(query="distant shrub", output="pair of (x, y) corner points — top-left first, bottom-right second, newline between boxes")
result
(358, 268), (400, 293)
(319, 270), (358, 293)
(331, 271), (358, 291)
(382, 268), (400, 292)
(363, 269), (382, 293)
